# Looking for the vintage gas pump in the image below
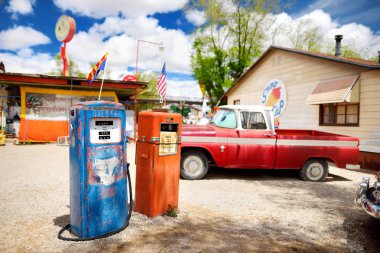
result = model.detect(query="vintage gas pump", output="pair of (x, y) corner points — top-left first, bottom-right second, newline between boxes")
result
(135, 111), (182, 217)
(58, 101), (132, 241)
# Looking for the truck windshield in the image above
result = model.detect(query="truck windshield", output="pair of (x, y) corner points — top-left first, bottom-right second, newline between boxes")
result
(210, 109), (237, 129)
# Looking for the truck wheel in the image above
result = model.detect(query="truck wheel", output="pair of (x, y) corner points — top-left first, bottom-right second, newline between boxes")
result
(181, 151), (209, 180)
(300, 159), (328, 182)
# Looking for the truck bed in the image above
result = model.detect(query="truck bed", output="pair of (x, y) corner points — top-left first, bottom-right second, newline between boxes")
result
(274, 129), (359, 169)
(276, 129), (355, 139)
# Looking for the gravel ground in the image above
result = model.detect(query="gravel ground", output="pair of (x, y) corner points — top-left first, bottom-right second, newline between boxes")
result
(0, 141), (379, 253)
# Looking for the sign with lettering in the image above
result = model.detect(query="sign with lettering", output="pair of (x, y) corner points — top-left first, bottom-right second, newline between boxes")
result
(25, 92), (114, 120)
(159, 131), (178, 156)
(261, 79), (287, 118)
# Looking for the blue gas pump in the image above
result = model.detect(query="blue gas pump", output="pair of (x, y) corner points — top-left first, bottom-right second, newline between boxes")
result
(58, 101), (132, 241)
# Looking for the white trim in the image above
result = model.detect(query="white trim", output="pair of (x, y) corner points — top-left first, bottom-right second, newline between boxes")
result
(182, 136), (275, 145)
(182, 136), (358, 148)
(182, 136), (227, 143)
(228, 137), (276, 145)
(277, 139), (358, 147)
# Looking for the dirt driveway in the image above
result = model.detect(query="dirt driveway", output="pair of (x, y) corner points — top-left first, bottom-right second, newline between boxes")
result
(0, 142), (379, 252)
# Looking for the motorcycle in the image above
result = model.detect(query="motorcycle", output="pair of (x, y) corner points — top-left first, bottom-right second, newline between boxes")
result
(355, 171), (380, 219)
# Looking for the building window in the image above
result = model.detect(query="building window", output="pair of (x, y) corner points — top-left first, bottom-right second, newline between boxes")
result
(319, 103), (359, 126)
(233, 100), (240, 105)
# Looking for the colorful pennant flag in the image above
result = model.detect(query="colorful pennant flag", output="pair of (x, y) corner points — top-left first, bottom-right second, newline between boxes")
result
(157, 62), (167, 99)
(87, 52), (108, 85)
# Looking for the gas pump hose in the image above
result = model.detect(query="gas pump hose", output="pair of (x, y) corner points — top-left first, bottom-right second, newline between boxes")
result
(58, 164), (133, 241)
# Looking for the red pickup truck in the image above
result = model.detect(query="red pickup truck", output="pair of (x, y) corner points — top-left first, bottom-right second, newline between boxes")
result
(181, 105), (359, 181)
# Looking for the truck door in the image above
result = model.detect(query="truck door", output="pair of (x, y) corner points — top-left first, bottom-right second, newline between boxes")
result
(209, 108), (236, 168)
(227, 110), (276, 168)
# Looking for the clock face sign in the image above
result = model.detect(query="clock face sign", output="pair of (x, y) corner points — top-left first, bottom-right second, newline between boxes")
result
(55, 15), (76, 42)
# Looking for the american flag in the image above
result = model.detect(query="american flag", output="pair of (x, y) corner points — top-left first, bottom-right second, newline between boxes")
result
(157, 62), (167, 99)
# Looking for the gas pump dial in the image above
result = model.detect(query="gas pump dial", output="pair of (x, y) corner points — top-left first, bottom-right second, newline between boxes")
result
(90, 117), (121, 144)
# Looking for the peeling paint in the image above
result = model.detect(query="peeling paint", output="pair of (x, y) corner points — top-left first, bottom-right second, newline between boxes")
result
(69, 101), (128, 239)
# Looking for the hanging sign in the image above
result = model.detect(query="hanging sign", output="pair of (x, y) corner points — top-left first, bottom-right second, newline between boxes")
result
(262, 79), (287, 118)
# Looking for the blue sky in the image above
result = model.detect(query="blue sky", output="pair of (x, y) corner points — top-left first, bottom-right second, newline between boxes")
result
(0, 0), (379, 98)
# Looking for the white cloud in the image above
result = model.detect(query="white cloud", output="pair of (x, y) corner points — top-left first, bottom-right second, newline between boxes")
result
(0, 50), (55, 74)
(6, 0), (35, 15)
(0, 14), (193, 82)
(0, 26), (51, 50)
(2, 7), (379, 102)
(66, 15), (192, 80)
(167, 80), (202, 99)
(52, 0), (188, 18)
(267, 9), (380, 58)
(185, 9), (206, 26)
(59, 14), (198, 97)
(298, 9), (337, 33)
(325, 23), (375, 51)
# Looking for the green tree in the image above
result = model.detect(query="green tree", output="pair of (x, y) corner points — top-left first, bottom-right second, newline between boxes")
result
(324, 41), (369, 60)
(287, 18), (323, 52)
(227, 0), (281, 79)
(285, 19), (372, 60)
(189, 0), (281, 107)
(170, 104), (191, 118)
(192, 36), (229, 108)
(369, 55), (379, 62)
(137, 71), (160, 98)
(49, 54), (86, 77)
(190, 0), (231, 107)
(341, 45), (364, 59)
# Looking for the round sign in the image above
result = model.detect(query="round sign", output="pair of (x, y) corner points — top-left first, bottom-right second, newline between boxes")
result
(55, 15), (76, 43)
(261, 79), (287, 118)
(123, 74), (137, 82)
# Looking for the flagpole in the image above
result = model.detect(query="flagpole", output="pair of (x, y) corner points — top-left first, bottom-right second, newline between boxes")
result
(159, 94), (163, 108)
(98, 52), (109, 100)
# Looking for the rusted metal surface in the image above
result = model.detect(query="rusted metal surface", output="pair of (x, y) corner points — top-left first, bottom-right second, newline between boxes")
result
(69, 100), (129, 239)
(135, 112), (182, 217)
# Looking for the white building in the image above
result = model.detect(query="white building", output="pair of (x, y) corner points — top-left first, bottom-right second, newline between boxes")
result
(222, 39), (380, 170)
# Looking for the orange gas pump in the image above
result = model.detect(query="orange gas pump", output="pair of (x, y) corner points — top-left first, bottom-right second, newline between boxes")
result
(135, 111), (182, 217)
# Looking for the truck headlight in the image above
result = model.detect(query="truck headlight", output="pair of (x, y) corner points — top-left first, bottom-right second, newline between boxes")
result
(362, 177), (370, 184)
(360, 177), (370, 189)
(374, 181), (380, 191)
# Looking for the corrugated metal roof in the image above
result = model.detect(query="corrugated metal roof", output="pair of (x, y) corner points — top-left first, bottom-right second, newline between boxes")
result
(0, 72), (147, 98)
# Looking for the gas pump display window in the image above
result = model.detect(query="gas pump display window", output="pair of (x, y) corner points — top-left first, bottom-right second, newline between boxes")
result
(159, 123), (178, 156)
(90, 118), (121, 144)
(96, 121), (113, 126)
